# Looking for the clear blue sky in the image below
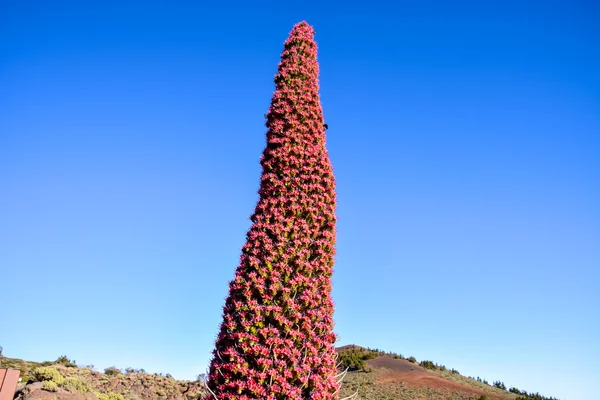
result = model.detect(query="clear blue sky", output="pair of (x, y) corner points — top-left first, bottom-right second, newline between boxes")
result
(1, 1), (598, 399)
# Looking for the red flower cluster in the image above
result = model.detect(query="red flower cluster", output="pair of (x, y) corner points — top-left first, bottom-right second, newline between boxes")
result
(204, 21), (339, 399)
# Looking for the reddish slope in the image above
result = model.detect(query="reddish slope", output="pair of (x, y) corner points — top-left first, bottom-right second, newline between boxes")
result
(367, 355), (507, 400)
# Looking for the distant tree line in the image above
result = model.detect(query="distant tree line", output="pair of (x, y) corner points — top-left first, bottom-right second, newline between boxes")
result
(512, 388), (560, 400)
(466, 377), (559, 400)
(419, 360), (460, 375)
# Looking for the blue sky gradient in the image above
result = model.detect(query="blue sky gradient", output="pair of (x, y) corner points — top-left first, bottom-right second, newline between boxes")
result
(1, 2), (598, 399)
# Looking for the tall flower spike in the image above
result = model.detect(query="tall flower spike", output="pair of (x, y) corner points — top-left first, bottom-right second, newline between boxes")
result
(204, 21), (339, 399)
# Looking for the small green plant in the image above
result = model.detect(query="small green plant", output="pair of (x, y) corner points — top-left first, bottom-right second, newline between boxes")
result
(61, 377), (90, 393)
(407, 356), (417, 363)
(32, 367), (64, 384)
(42, 381), (59, 392)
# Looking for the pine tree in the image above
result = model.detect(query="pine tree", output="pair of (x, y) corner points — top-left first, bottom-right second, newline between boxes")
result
(205, 21), (339, 399)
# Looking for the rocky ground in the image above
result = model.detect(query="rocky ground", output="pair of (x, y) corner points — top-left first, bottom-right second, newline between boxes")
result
(1, 357), (207, 400)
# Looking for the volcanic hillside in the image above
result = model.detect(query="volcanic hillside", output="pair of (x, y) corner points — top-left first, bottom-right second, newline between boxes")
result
(336, 345), (558, 400)
(1, 348), (559, 400)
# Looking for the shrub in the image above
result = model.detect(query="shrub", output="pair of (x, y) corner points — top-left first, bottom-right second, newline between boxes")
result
(9, 361), (29, 379)
(362, 349), (380, 360)
(43, 381), (59, 392)
(493, 380), (507, 390)
(420, 360), (436, 370)
(97, 393), (125, 400)
(336, 347), (384, 372)
(61, 377), (90, 393)
(104, 367), (121, 376)
(32, 367), (64, 384)
(337, 352), (366, 371)
(55, 355), (77, 368)
(407, 356), (417, 363)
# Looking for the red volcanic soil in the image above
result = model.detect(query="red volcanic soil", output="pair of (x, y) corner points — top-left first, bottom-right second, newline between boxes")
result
(368, 356), (427, 373)
(367, 355), (506, 400)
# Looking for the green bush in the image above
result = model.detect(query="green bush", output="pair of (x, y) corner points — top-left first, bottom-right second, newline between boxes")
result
(55, 355), (77, 368)
(104, 367), (121, 376)
(61, 377), (90, 393)
(407, 356), (417, 363)
(43, 381), (59, 392)
(335, 346), (388, 372)
(420, 360), (436, 370)
(337, 352), (366, 371)
(32, 367), (64, 384)
(97, 393), (125, 400)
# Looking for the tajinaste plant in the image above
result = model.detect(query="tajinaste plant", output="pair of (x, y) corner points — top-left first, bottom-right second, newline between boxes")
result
(205, 21), (345, 400)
